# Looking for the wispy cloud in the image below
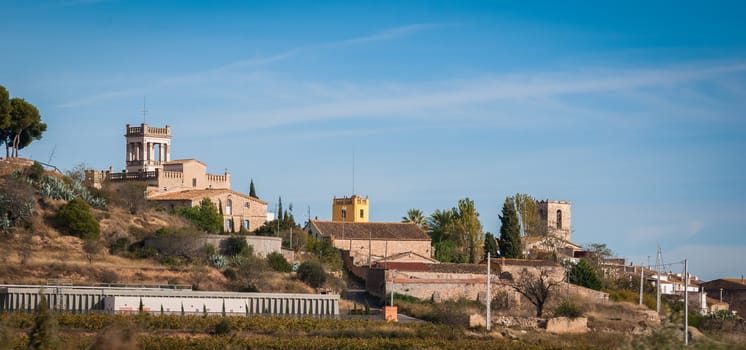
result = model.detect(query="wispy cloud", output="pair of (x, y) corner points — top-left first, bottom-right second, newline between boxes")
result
(57, 23), (444, 109)
(56, 87), (146, 109)
(331, 23), (450, 46)
(222, 61), (746, 130)
(53, 0), (117, 6)
(628, 220), (705, 242)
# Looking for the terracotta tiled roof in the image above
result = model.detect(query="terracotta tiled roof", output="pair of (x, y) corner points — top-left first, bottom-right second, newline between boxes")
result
(378, 251), (439, 263)
(723, 278), (746, 286)
(310, 221), (430, 241)
(148, 188), (267, 204)
(374, 262), (501, 275)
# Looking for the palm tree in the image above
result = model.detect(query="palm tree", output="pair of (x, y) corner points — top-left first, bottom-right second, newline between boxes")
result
(402, 208), (428, 231)
(427, 208), (455, 243)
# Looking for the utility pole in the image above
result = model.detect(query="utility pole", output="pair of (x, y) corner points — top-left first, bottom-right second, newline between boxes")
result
(639, 263), (644, 305)
(368, 230), (372, 267)
(486, 252), (491, 331)
(656, 245), (662, 314)
(684, 258), (689, 346)
(289, 206), (293, 250)
(390, 270), (396, 307)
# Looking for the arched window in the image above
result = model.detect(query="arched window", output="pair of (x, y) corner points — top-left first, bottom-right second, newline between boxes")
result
(226, 199), (232, 215)
(556, 210), (562, 229)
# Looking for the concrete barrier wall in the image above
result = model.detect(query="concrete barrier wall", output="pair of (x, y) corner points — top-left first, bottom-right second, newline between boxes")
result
(0, 285), (338, 316)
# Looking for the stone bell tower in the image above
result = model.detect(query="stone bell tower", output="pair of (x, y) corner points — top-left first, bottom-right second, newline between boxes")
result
(125, 123), (171, 173)
(537, 200), (572, 242)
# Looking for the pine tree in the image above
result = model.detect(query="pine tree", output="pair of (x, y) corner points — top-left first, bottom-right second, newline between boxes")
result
(28, 293), (59, 350)
(569, 259), (602, 290)
(249, 179), (258, 198)
(499, 197), (523, 258)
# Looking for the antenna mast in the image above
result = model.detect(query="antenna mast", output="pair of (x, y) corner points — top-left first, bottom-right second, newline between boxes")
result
(141, 96), (148, 123)
(352, 151), (356, 195)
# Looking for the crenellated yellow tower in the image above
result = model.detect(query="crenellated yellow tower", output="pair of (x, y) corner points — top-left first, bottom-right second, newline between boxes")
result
(332, 195), (369, 222)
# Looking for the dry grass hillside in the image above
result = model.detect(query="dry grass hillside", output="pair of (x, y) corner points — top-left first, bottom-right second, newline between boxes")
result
(0, 159), (310, 293)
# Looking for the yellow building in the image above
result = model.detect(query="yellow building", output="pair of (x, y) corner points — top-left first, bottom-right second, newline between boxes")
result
(332, 195), (369, 222)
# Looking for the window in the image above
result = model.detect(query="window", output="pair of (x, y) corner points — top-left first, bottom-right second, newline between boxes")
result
(556, 210), (562, 229)
(192, 178), (197, 187)
(226, 219), (234, 231)
(341, 208), (347, 219)
(243, 220), (249, 230)
(244, 202), (250, 208)
(226, 199), (232, 216)
(359, 209), (364, 218)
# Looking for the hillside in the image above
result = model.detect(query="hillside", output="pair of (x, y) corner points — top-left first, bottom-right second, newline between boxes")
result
(0, 159), (311, 294)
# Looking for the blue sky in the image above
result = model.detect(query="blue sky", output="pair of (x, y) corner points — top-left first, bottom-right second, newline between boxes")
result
(2, 1), (745, 280)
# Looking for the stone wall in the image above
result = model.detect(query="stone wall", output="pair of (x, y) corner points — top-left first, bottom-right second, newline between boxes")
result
(202, 235), (281, 257)
(333, 238), (431, 264)
(366, 259), (565, 303)
(545, 317), (589, 334)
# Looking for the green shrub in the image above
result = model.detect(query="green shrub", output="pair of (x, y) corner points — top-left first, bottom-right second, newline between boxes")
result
(109, 237), (129, 254)
(297, 261), (326, 288)
(607, 288), (656, 310)
(554, 300), (583, 318)
(223, 235), (249, 256)
(569, 259), (602, 290)
(177, 198), (222, 233)
(55, 197), (100, 239)
(213, 318), (232, 335)
(305, 237), (343, 269)
(267, 252), (292, 272)
(26, 162), (45, 181)
(222, 268), (237, 281)
(100, 269), (119, 284)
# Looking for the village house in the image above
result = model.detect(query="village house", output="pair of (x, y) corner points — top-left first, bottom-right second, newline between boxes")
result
(701, 278), (746, 316)
(307, 220), (431, 265)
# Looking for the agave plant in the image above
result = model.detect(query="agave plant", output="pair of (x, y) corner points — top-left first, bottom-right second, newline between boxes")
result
(209, 254), (228, 268)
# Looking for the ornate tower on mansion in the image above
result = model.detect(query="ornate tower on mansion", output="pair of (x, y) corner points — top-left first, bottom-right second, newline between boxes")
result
(125, 123), (172, 173)
(537, 200), (572, 241)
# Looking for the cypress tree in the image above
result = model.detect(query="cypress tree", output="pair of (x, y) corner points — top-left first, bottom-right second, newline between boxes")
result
(218, 199), (224, 233)
(277, 197), (284, 222)
(28, 293), (59, 350)
(499, 197), (523, 258)
(249, 179), (258, 198)
(484, 232), (498, 259)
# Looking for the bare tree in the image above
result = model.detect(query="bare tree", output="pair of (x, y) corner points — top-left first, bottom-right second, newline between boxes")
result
(508, 267), (562, 317)
(83, 239), (103, 264)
